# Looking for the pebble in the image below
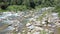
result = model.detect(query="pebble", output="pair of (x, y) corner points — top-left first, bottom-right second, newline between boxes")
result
(26, 23), (31, 27)
(33, 32), (40, 34)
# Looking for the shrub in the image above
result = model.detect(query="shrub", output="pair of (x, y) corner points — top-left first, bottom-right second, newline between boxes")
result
(55, 4), (60, 17)
(7, 5), (27, 11)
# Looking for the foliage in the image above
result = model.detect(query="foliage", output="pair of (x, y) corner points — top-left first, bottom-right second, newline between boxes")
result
(7, 5), (27, 11)
(0, 0), (59, 9)
(54, 2), (60, 17)
(0, 0), (60, 15)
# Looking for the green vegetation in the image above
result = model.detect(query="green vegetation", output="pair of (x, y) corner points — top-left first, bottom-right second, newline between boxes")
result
(7, 5), (27, 11)
(40, 30), (46, 34)
(0, 0), (60, 16)
(0, 0), (60, 10)
(55, 4), (60, 17)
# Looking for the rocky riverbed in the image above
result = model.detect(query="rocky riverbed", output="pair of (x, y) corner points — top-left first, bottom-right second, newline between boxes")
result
(0, 7), (60, 34)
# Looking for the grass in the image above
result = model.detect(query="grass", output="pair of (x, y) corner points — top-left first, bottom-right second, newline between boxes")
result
(40, 30), (46, 34)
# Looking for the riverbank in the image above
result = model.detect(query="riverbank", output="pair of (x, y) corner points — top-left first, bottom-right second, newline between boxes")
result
(0, 7), (60, 34)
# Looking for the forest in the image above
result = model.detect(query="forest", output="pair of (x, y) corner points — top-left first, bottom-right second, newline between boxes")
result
(0, 0), (60, 16)
(0, 0), (60, 9)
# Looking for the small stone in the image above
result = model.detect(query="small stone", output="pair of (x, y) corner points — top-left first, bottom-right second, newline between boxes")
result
(33, 32), (40, 34)
(27, 25), (35, 29)
(49, 30), (53, 33)
(27, 32), (31, 34)
(26, 23), (31, 26)
(42, 21), (46, 24)
(45, 29), (49, 32)
(18, 32), (21, 34)
(35, 27), (43, 30)
(44, 24), (46, 26)
(48, 24), (51, 27)
(16, 29), (18, 32)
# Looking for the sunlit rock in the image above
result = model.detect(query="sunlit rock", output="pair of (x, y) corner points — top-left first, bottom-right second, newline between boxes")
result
(27, 32), (31, 34)
(33, 21), (41, 26)
(42, 21), (46, 24)
(49, 30), (53, 33)
(27, 25), (35, 30)
(18, 32), (21, 34)
(29, 18), (36, 21)
(35, 27), (43, 31)
(48, 24), (51, 27)
(45, 29), (49, 32)
(12, 13), (20, 16)
(34, 16), (39, 18)
(26, 23), (31, 27)
(33, 32), (40, 34)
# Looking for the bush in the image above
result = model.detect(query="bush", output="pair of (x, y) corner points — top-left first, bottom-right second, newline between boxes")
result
(54, 4), (60, 17)
(7, 5), (27, 11)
